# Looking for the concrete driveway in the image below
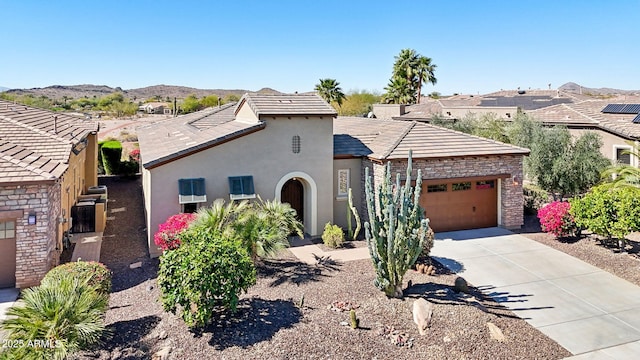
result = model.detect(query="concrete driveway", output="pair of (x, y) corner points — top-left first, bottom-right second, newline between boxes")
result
(0, 288), (19, 340)
(432, 227), (640, 359)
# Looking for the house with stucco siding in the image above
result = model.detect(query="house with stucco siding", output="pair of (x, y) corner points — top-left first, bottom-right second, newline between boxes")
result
(0, 100), (99, 288)
(138, 93), (529, 258)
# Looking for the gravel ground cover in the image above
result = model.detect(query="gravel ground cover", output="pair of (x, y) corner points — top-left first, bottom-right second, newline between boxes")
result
(70, 178), (570, 359)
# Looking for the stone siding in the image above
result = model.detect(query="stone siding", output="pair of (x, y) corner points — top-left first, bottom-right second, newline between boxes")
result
(360, 155), (524, 230)
(0, 182), (61, 288)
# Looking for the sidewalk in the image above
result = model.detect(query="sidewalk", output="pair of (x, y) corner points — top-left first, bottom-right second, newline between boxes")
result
(431, 227), (640, 358)
(288, 237), (370, 264)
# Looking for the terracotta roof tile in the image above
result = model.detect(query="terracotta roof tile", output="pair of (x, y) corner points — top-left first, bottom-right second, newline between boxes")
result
(237, 93), (337, 117)
(0, 100), (97, 183)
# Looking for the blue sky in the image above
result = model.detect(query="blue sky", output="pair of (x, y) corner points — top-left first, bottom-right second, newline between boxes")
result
(1, 1), (638, 95)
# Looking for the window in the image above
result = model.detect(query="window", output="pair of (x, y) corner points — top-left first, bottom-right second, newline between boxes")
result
(452, 182), (472, 191)
(178, 178), (206, 204)
(337, 169), (350, 197)
(182, 203), (198, 213)
(427, 184), (447, 193)
(292, 135), (301, 154)
(616, 147), (632, 165)
(228, 176), (256, 200)
(0, 221), (15, 239)
(476, 180), (495, 190)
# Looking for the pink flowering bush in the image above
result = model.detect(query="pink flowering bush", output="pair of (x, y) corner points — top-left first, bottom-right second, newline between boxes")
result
(537, 201), (577, 238)
(129, 148), (140, 162)
(154, 213), (197, 251)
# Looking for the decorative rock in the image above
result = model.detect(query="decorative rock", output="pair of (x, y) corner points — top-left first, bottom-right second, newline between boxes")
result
(487, 322), (505, 342)
(443, 336), (452, 343)
(340, 321), (349, 326)
(129, 261), (142, 269)
(454, 276), (469, 294)
(152, 346), (172, 360)
(158, 330), (168, 340)
(412, 298), (435, 335)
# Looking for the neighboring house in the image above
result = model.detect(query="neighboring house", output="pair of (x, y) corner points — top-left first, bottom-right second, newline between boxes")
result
(138, 93), (529, 257)
(139, 102), (170, 115)
(380, 89), (640, 166)
(0, 100), (100, 288)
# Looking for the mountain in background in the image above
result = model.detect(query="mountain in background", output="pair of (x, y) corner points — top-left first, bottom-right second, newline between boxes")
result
(4, 84), (283, 100)
(0, 86), (8, 92)
(559, 82), (640, 95)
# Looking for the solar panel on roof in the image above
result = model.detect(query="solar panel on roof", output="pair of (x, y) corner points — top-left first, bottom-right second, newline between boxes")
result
(602, 104), (626, 113)
(623, 104), (640, 113)
(633, 114), (640, 124)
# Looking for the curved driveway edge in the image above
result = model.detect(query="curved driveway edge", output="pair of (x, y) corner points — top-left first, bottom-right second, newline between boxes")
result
(432, 227), (640, 358)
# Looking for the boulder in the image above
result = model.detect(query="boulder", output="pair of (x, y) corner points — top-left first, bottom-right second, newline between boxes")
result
(412, 298), (435, 335)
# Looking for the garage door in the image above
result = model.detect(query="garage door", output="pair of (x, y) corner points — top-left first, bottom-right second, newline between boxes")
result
(420, 179), (497, 232)
(0, 220), (16, 288)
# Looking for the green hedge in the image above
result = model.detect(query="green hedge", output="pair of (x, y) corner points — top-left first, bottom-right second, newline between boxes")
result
(100, 140), (122, 175)
(42, 261), (112, 296)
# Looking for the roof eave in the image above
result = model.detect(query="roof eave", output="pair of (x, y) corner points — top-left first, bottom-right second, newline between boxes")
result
(142, 122), (266, 169)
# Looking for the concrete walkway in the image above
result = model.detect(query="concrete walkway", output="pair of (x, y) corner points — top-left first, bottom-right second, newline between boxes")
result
(288, 237), (370, 264)
(431, 227), (640, 358)
(71, 232), (103, 262)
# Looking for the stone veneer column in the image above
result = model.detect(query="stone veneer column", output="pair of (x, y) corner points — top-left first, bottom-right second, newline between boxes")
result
(0, 182), (61, 288)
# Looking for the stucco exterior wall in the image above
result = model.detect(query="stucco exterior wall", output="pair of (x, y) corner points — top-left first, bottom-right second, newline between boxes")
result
(145, 116), (334, 257)
(568, 128), (636, 165)
(360, 155), (525, 231)
(332, 158), (362, 231)
(0, 182), (61, 288)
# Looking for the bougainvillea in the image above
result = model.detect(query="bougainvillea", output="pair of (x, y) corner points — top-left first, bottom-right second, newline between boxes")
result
(154, 213), (197, 251)
(129, 148), (140, 162)
(537, 201), (576, 238)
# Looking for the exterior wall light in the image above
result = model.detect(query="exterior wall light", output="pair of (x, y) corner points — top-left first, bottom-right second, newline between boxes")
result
(28, 212), (37, 225)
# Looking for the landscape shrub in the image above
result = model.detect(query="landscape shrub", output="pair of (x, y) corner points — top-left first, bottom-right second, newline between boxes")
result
(129, 148), (140, 162)
(537, 201), (576, 238)
(100, 140), (122, 175)
(192, 198), (302, 260)
(0, 277), (108, 360)
(154, 213), (197, 251)
(322, 222), (344, 248)
(41, 261), (112, 296)
(523, 183), (548, 215)
(118, 159), (139, 176)
(420, 226), (435, 257)
(570, 184), (640, 246)
(118, 130), (138, 142)
(158, 229), (256, 328)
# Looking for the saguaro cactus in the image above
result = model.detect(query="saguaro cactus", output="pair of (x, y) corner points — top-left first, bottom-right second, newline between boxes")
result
(364, 150), (430, 298)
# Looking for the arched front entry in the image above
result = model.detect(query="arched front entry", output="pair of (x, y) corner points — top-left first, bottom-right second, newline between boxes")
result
(275, 171), (318, 236)
(281, 178), (304, 223)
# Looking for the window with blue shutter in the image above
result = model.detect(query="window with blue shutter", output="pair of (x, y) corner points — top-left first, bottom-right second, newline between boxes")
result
(178, 178), (207, 204)
(228, 176), (256, 200)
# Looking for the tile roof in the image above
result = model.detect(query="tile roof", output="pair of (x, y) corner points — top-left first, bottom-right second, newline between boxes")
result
(0, 100), (98, 184)
(138, 103), (265, 168)
(334, 117), (529, 160)
(529, 100), (640, 139)
(237, 93), (337, 117)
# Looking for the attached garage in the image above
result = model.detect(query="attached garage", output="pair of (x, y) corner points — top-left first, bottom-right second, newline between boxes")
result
(0, 220), (16, 288)
(421, 177), (499, 232)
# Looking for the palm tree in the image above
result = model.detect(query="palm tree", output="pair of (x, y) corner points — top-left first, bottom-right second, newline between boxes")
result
(386, 49), (438, 104)
(1, 278), (108, 360)
(415, 56), (437, 103)
(383, 77), (413, 104)
(189, 198), (302, 261)
(314, 78), (346, 108)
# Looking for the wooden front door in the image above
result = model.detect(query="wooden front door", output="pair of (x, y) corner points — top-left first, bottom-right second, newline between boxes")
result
(0, 220), (16, 288)
(420, 179), (498, 232)
(281, 178), (304, 223)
